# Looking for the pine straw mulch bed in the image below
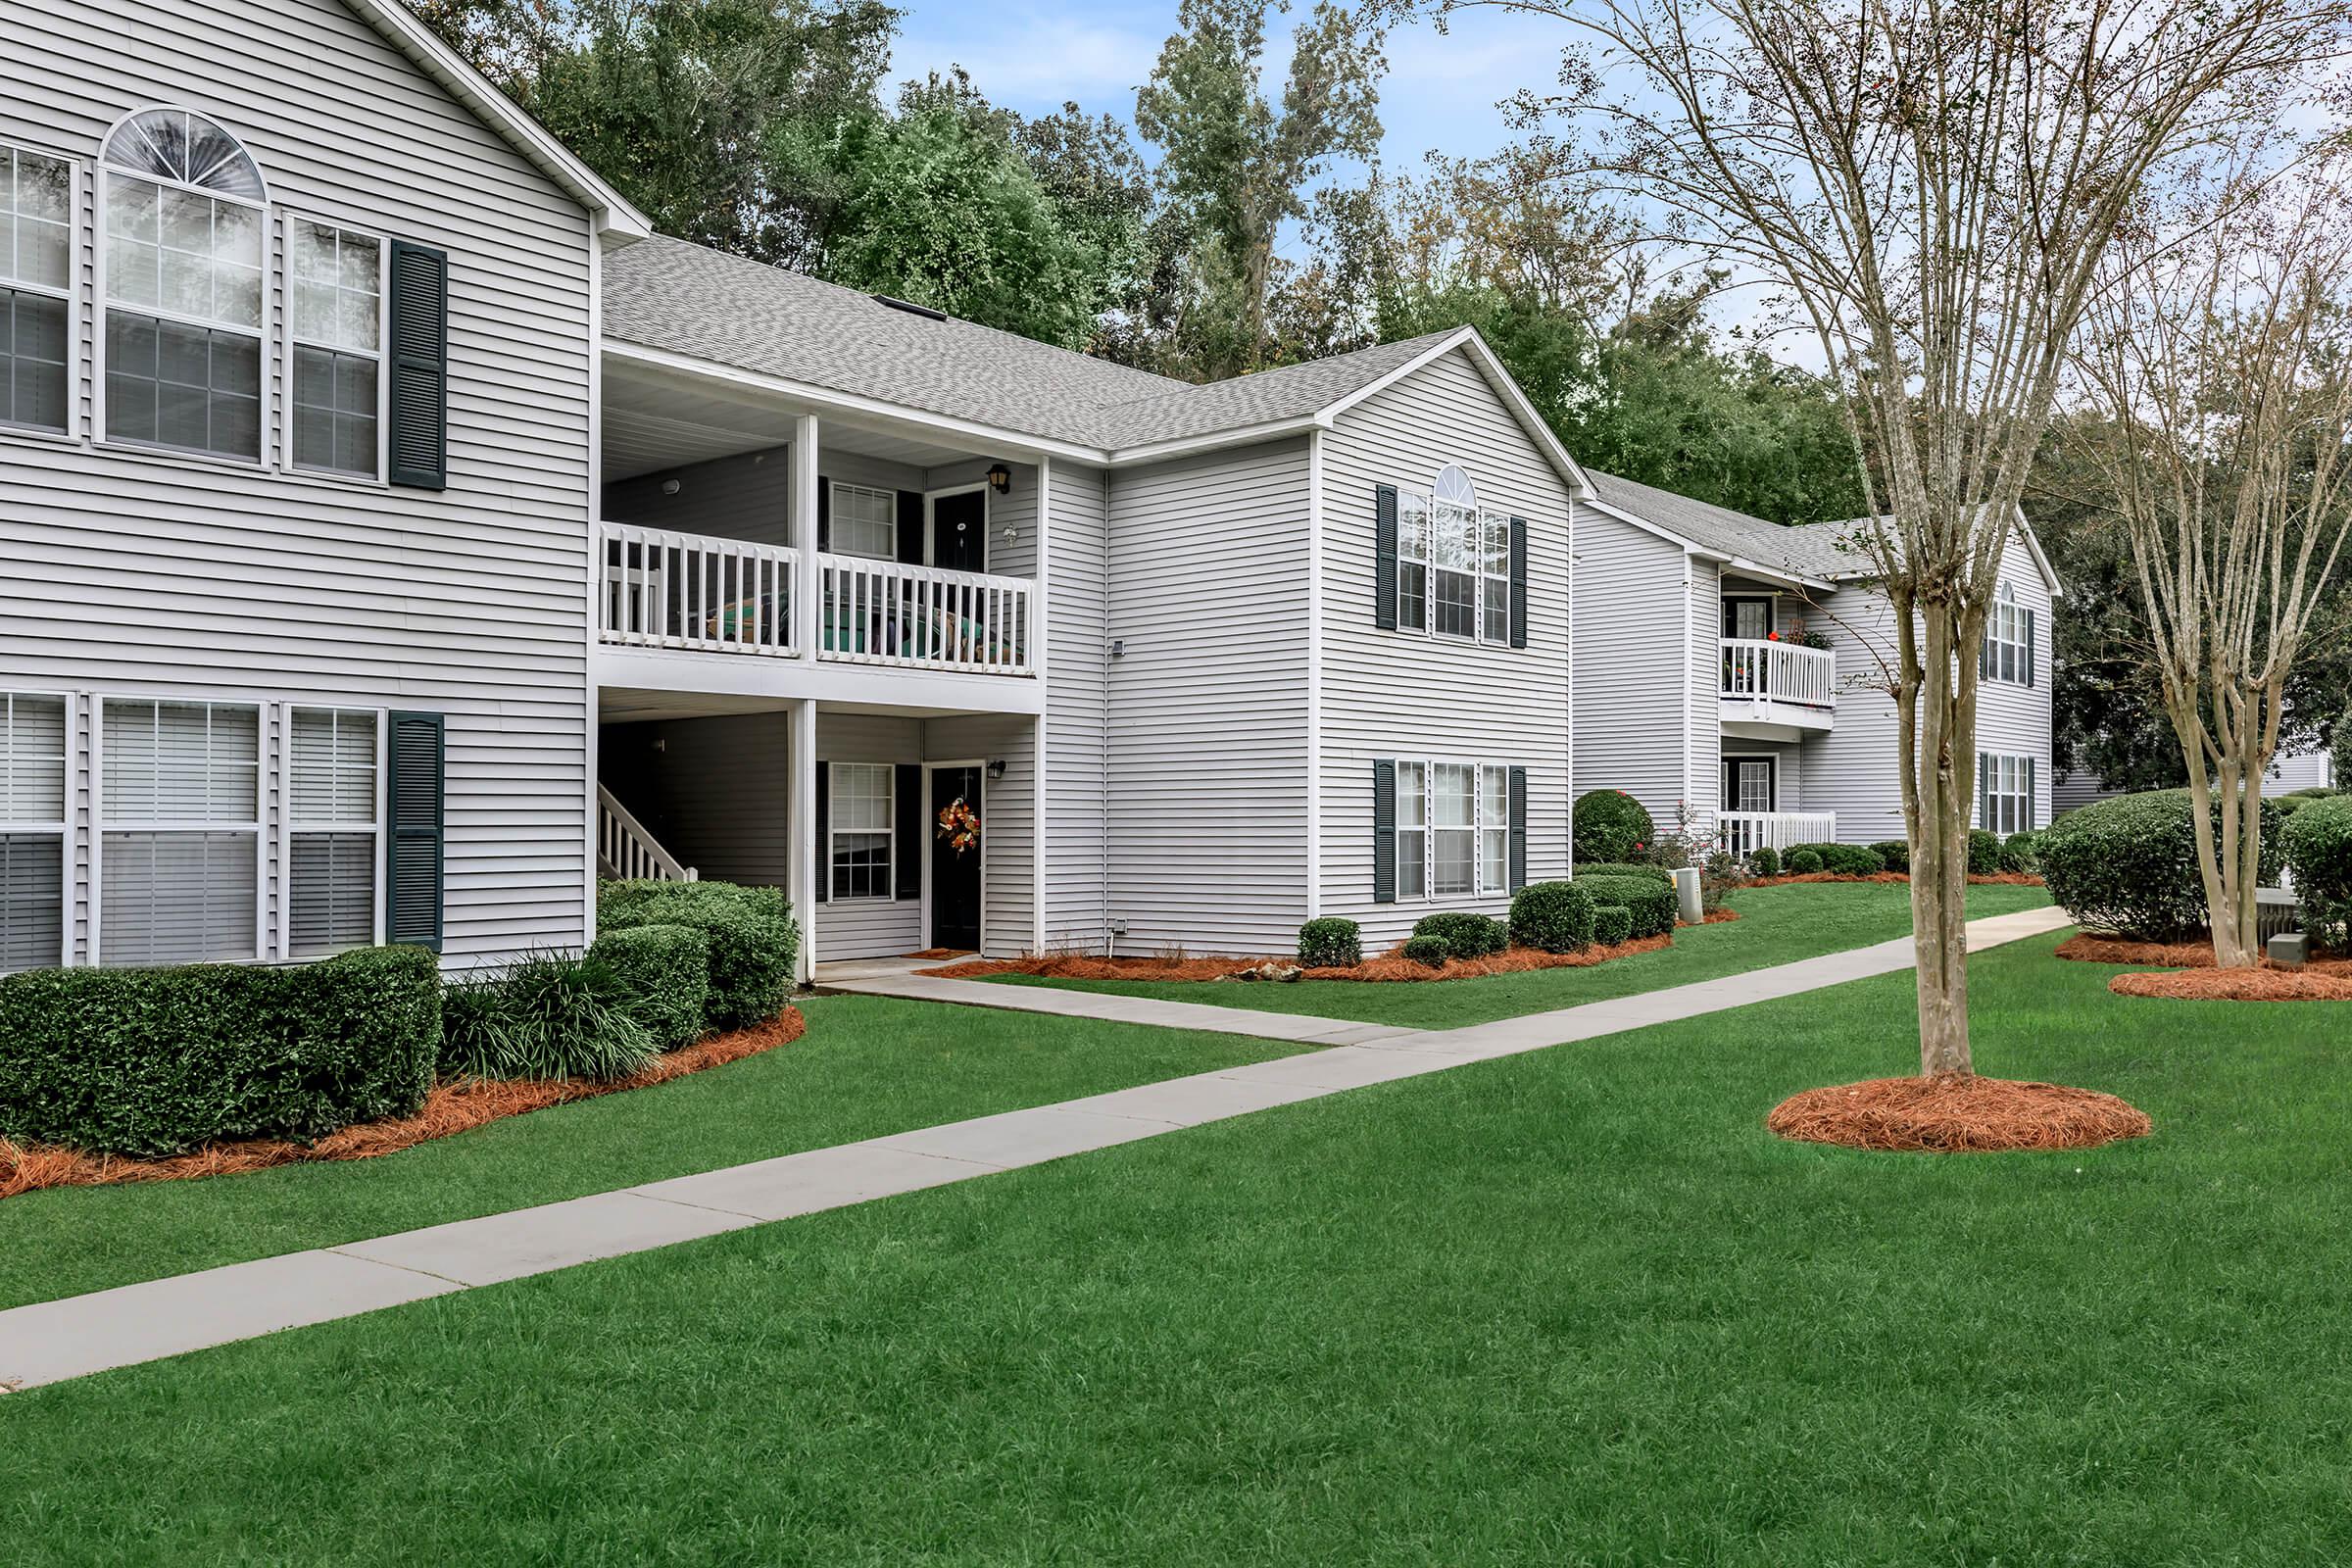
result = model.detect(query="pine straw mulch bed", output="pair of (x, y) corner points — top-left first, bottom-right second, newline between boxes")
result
(0, 1006), (806, 1200)
(927, 930), (1709, 985)
(1743, 870), (2046, 889)
(1768, 1074), (2153, 1153)
(2053, 933), (2352, 1001)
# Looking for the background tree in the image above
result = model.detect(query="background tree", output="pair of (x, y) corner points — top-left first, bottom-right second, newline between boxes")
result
(2068, 157), (2352, 964)
(1471, 0), (2345, 1077)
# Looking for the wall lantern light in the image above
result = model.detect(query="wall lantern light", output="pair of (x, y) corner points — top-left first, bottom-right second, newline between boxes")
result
(986, 462), (1011, 495)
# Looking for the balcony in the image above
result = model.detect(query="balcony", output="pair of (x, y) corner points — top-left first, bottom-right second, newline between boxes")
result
(1720, 638), (1836, 734)
(596, 523), (1034, 678)
(1719, 810), (1838, 859)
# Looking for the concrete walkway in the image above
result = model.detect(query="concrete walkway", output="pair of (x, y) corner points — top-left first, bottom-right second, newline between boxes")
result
(0, 904), (2072, 1392)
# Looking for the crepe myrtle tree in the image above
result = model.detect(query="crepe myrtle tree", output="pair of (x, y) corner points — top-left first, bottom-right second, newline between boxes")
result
(1417, 0), (2350, 1076)
(2069, 153), (2352, 966)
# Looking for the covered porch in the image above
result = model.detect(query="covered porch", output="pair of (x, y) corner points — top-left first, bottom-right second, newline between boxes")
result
(595, 688), (1040, 977)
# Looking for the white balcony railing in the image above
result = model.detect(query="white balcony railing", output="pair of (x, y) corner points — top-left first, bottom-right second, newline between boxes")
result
(1721, 638), (1836, 709)
(1719, 810), (1838, 860)
(817, 553), (1034, 675)
(599, 522), (798, 657)
(598, 785), (696, 882)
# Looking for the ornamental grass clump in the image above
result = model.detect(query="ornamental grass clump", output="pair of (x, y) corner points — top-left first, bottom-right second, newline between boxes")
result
(1508, 880), (1595, 954)
(1411, 910), (1508, 960)
(1296, 917), (1362, 968)
(439, 952), (662, 1084)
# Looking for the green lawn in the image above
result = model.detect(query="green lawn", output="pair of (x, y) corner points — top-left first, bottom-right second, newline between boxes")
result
(992, 880), (2056, 1026)
(0, 996), (1300, 1313)
(12, 938), (2352, 1563)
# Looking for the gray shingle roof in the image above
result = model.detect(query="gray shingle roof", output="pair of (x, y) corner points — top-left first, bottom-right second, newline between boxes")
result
(1585, 470), (1863, 581)
(602, 236), (1477, 453)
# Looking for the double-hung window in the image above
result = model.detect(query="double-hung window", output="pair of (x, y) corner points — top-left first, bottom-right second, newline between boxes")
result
(288, 708), (380, 955)
(1978, 752), (2036, 835)
(1396, 761), (1428, 898)
(0, 693), (69, 971)
(289, 220), (382, 478)
(0, 144), (73, 434)
(830, 482), (896, 561)
(1392, 758), (1511, 901)
(99, 698), (261, 963)
(1480, 764), (1509, 891)
(1393, 465), (1509, 644)
(1431, 762), (1478, 896)
(1982, 583), (2034, 685)
(1396, 493), (1431, 632)
(100, 109), (266, 462)
(829, 761), (894, 900)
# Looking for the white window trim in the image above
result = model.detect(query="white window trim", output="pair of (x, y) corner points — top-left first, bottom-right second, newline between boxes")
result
(1723, 752), (1780, 814)
(1979, 751), (2037, 834)
(0, 140), (80, 444)
(280, 705), (388, 956)
(281, 212), (390, 486)
(1393, 474), (1511, 647)
(92, 693), (268, 965)
(0, 689), (75, 971)
(827, 760), (897, 903)
(828, 480), (899, 563)
(1397, 755), (1513, 903)
(1984, 583), (2033, 686)
(94, 109), (271, 469)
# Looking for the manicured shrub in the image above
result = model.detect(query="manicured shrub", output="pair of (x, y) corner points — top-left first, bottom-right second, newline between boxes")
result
(1998, 831), (2042, 874)
(2038, 788), (2285, 942)
(1573, 873), (1676, 939)
(1297, 917), (1363, 968)
(1592, 906), (1634, 947)
(1788, 842), (1886, 876)
(2282, 795), (2352, 946)
(1401, 934), (1450, 968)
(1967, 829), (2003, 875)
(1509, 880), (1596, 954)
(0, 946), (441, 1159)
(1573, 789), (1655, 863)
(1747, 846), (1781, 877)
(1573, 861), (1674, 885)
(587, 923), (711, 1051)
(598, 879), (798, 1029)
(1870, 839), (1911, 873)
(1788, 849), (1824, 874)
(439, 952), (662, 1084)
(1411, 910), (1508, 960)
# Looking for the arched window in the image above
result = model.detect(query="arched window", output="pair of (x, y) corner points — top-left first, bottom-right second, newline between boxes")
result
(1984, 578), (2034, 685)
(101, 108), (265, 460)
(1396, 463), (1510, 643)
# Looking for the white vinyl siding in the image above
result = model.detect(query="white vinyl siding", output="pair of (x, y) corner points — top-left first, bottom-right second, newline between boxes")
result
(97, 697), (261, 963)
(0, 691), (69, 970)
(828, 760), (893, 901)
(287, 706), (378, 956)
(1568, 506), (1691, 834)
(0, 142), (73, 434)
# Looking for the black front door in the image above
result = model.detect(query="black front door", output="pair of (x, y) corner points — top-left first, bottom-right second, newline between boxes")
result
(930, 765), (984, 951)
(932, 490), (986, 572)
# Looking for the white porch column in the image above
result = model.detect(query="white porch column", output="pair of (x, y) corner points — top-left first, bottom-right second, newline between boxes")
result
(789, 413), (819, 659)
(790, 696), (818, 983)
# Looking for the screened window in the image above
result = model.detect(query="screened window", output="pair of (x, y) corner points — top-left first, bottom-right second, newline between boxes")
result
(0, 693), (68, 971)
(289, 221), (381, 478)
(1983, 583), (2034, 685)
(1396, 760), (1427, 899)
(1979, 752), (2036, 835)
(1, 145), (72, 434)
(831, 483), (896, 561)
(1394, 466), (1507, 644)
(829, 761), (893, 900)
(288, 708), (379, 956)
(99, 699), (260, 963)
(101, 109), (264, 461)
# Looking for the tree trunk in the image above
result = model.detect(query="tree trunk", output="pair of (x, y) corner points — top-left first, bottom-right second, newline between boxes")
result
(1909, 604), (1975, 1079)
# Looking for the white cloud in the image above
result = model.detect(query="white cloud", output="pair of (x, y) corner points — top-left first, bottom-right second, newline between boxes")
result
(891, 8), (1162, 109)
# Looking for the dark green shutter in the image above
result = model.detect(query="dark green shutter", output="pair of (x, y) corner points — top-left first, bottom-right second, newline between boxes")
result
(1507, 766), (1528, 889)
(386, 241), (448, 490)
(1372, 759), (1396, 904)
(1374, 484), (1398, 630)
(896, 490), (925, 564)
(813, 760), (830, 903)
(384, 711), (444, 952)
(1507, 516), (1529, 648)
(894, 763), (922, 900)
(815, 476), (832, 553)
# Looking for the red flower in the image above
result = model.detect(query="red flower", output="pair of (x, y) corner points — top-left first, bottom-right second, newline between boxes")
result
(1767, 630), (1782, 641)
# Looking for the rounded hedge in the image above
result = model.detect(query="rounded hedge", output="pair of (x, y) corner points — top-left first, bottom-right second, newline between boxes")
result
(2282, 795), (2352, 946)
(1592, 906), (1634, 946)
(1509, 880), (1596, 954)
(599, 879), (799, 1030)
(586, 923), (711, 1051)
(1574, 790), (1655, 862)
(1297, 916), (1362, 968)
(1788, 849), (1823, 874)
(1573, 873), (1675, 938)
(1411, 910), (1508, 959)
(1401, 934), (1450, 968)
(1574, 861), (1673, 885)
(1998, 831), (2042, 874)
(2038, 788), (2284, 941)
(1966, 829), (2003, 875)
(1787, 842), (1885, 876)
(1747, 846), (1781, 877)
(1869, 839), (1910, 873)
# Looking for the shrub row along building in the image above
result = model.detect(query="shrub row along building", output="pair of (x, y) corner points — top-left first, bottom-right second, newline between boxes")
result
(0, 0), (2056, 979)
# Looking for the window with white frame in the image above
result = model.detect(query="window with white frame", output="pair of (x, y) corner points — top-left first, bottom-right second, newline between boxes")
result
(288, 708), (379, 956)
(1983, 581), (2034, 685)
(1396, 760), (1428, 899)
(100, 108), (266, 462)
(829, 761), (893, 899)
(0, 145), (73, 434)
(830, 482), (897, 561)
(1395, 759), (1510, 900)
(1979, 751), (2036, 835)
(288, 220), (382, 478)
(0, 693), (68, 971)
(1480, 764), (1508, 891)
(1395, 465), (1509, 645)
(99, 698), (261, 963)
